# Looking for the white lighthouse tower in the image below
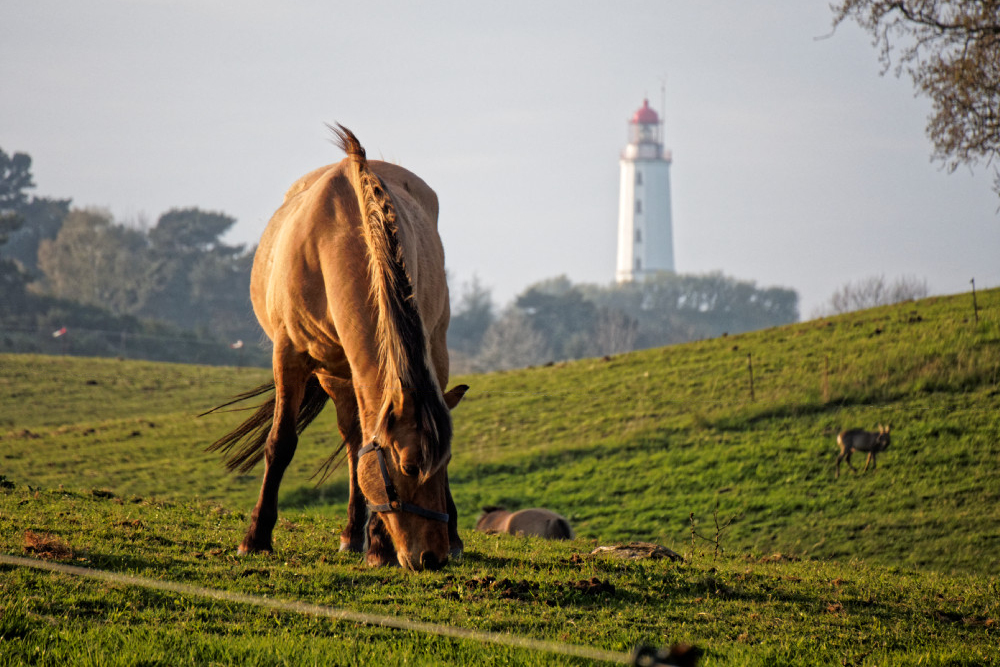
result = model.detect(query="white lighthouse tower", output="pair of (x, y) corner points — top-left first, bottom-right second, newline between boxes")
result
(615, 98), (675, 282)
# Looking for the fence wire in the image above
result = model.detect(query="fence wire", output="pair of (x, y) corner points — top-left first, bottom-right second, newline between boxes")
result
(0, 554), (635, 665)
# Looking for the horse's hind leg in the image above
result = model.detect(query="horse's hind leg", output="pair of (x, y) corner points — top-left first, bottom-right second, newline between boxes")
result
(239, 346), (311, 555)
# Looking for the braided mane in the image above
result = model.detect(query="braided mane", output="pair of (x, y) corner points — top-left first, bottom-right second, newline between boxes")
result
(331, 124), (451, 472)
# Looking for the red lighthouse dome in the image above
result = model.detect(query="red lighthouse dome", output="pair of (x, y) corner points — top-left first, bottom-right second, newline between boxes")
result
(631, 99), (659, 125)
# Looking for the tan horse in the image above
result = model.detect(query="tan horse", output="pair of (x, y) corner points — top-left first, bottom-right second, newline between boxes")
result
(207, 125), (466, 571)
(475, 507), (575, 540)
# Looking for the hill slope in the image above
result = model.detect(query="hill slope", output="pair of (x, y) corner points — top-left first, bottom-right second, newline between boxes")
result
(1, 289), (998, 665)
(1, 288), (998, 578)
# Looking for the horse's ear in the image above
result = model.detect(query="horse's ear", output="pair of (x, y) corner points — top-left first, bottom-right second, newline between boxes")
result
(444, 384), (469, 410)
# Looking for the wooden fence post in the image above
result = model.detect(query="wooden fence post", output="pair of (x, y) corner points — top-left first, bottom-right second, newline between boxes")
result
(822, 355), (830, 403)
(970, 278), (979, 325)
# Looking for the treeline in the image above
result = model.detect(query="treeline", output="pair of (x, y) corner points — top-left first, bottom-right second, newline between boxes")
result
(2, 145), (800, 371)
(448, 273), (799, 372)
(1, 147), (267, 366)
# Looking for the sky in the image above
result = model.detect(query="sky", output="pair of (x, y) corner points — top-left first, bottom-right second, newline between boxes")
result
(2, 0), (998, 319)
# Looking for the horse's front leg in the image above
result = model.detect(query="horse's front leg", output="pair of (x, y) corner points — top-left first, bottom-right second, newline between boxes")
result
(340, 442), (368, 553)
(366, 513), (398, 567)
(322, 382), (367, 553)
(240, 350), (309, 554)
(445, 472), (463, 560)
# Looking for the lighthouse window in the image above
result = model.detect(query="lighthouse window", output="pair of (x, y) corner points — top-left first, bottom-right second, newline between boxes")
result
(635, 200), (642, 214)
(635, 258), (642, 271)
(635, 229), (642, 243)
(635, 171), (643, 185)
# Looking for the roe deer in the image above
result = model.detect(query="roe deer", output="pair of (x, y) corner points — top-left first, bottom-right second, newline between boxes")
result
(835, 425), (890, 478)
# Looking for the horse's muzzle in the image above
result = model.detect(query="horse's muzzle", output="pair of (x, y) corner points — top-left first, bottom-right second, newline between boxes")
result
(419, 550), (446, 571)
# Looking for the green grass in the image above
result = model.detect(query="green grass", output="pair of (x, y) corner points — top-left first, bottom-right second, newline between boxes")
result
(1, 288), (999, 665)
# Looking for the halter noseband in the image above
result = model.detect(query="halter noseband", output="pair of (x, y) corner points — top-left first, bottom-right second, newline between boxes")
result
(358, 441), (449, 523)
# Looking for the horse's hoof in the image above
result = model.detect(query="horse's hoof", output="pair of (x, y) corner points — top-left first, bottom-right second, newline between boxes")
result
(366, 551), (399, 568)
(339, 537), (364, 553)
(449, 546), (464, 562)
(237, 542), (273, 556)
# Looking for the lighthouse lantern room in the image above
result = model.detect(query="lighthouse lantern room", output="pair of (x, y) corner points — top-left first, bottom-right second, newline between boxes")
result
(616, 98), (675, 282)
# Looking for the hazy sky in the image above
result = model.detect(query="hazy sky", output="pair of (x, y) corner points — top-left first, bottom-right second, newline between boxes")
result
(3, 1), (998, 318)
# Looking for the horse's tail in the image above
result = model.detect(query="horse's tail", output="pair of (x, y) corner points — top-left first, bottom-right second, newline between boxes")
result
(202, 377), (330, 474)
(330, 123), (451, 475)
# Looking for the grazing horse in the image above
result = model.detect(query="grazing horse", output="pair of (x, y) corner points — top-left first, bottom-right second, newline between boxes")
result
(475, 506), (575, 540)
(206, 125), (467, 571)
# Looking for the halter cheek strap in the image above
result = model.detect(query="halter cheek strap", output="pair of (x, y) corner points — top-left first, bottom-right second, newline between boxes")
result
(358, 442), (449, 524)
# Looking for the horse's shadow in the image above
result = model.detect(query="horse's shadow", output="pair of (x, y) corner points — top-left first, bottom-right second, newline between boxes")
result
(454, 550), (517, 569)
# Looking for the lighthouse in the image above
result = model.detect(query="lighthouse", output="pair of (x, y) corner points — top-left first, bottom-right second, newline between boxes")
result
(615, 98), (675, 282)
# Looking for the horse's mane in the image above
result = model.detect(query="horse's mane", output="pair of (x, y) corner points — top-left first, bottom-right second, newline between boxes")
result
(332, 124), (452, 474)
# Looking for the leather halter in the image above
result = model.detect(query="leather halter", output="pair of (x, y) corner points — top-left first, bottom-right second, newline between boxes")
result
(358, 441), (449, 523)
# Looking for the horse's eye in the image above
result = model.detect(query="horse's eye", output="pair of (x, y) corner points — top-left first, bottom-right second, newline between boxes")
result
(402, 463), (420, 477)
(386, 411), (396, 431)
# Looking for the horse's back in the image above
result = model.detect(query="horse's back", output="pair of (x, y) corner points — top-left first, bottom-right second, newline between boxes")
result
(250, 157), (445, 365)
(250, 160), (357, 347)
(506, 509), (575, 540)
(474, 509), (511, 534)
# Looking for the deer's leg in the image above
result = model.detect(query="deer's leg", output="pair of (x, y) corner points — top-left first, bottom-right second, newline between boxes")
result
(835, 451), (845, 478)
(845, 450), (858, 473)
(864, 452), (875, 473)
(239, 344), (310, 554)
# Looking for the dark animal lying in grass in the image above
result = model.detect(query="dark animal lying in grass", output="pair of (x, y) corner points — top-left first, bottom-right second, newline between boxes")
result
(475, 507), (575, 540)
(835, 424), (891, 478)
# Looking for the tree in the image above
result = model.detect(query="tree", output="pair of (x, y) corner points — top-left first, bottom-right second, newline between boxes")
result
(818, 274), (929, 316)
(0, 149), (34, 212)
(515, 276), (601, 360)
(448, 275), (496, 356)
(593, 306), (639, 356)
(832, 1), (1000, 194)
(149, 207), (240, 253)
(0, 148), (34, 305)
(0, 147), (71, 276)
(2, 196), (71, 275)
(142, 208), (247, 332)
(36, 209), (155, 316)
(463, 272), (798, 371)
(0, 213), (28, 314)
(476, 308), (552, 371)
(585, 272), (799, 348)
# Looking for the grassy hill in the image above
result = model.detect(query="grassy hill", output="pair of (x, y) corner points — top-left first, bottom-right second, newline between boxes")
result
(1, 288), (998, 665)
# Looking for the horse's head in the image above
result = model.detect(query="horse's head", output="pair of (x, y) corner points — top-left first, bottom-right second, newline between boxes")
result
(356, 384), (468, 571)
(474, 506), (510, 534)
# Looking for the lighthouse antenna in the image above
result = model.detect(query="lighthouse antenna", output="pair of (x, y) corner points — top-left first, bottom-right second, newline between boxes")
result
(660, 78), (667, 144)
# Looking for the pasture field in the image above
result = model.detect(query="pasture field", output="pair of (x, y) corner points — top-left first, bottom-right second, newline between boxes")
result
(2, 287), (999, 665)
